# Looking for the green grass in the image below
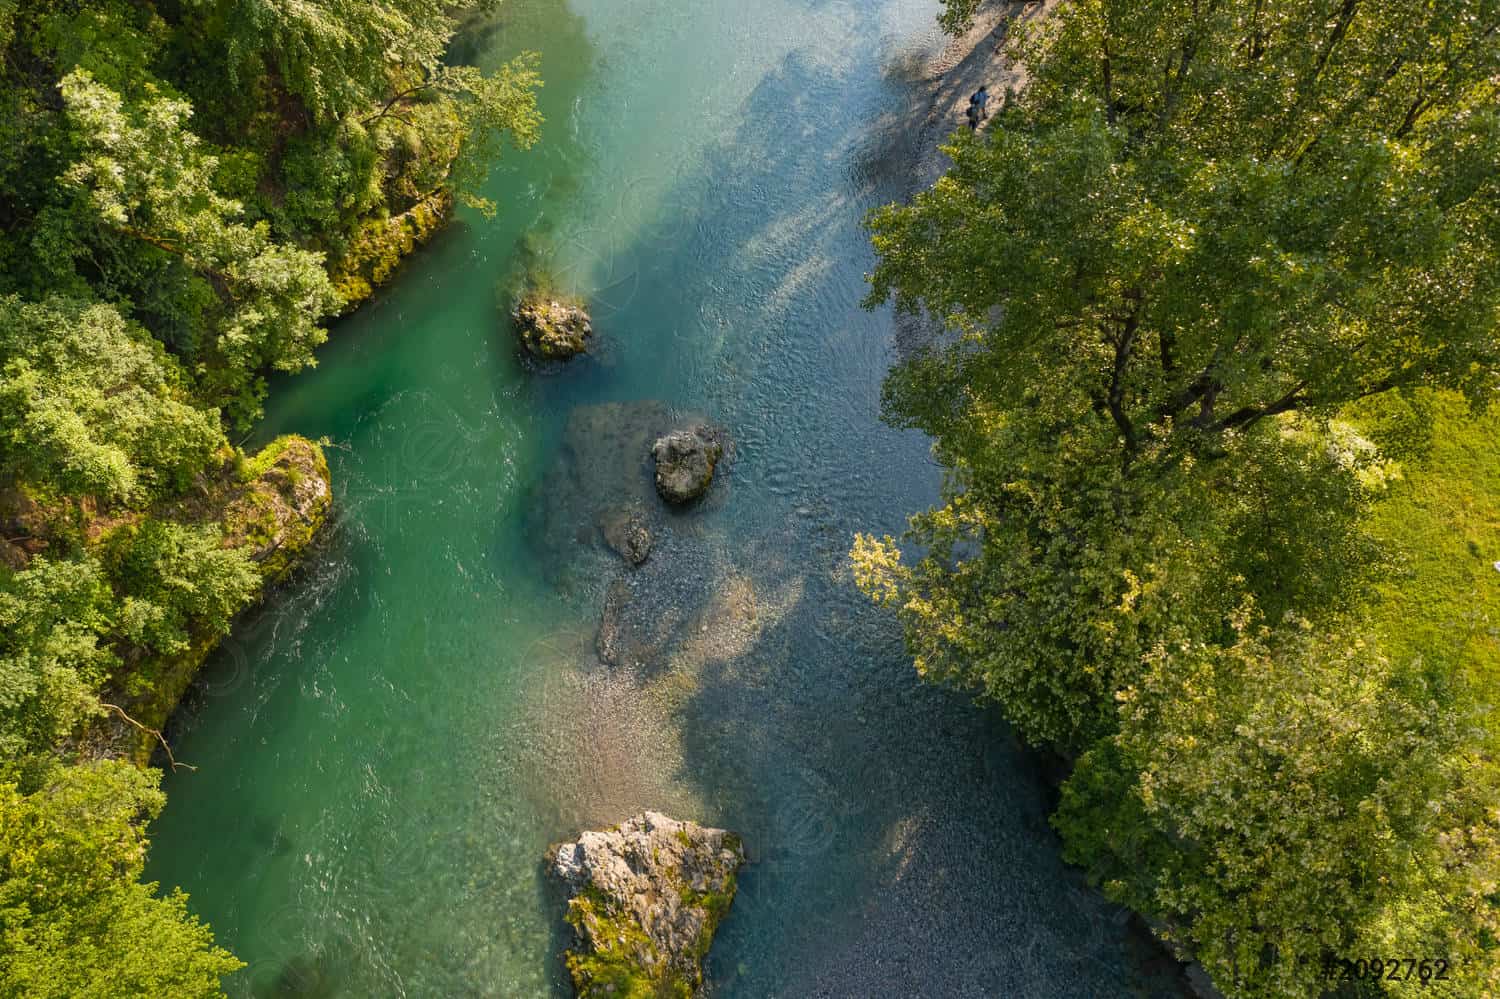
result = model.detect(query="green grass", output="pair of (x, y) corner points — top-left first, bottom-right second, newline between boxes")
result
(1362, 392), (1500, 691)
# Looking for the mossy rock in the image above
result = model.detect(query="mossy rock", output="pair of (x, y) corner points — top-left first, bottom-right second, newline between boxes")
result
(220, 436), (332, 585)
(513, 291), (594, 360)
(549, 812), (746, 998)
(329, 190), (454, 312)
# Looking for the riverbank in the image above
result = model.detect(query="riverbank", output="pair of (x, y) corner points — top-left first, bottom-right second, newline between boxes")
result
(78, 437), (333, 765)
(888, 6), (1221, 997)
(909, 0), (1055, 189)
(893, 0), (1054, 355)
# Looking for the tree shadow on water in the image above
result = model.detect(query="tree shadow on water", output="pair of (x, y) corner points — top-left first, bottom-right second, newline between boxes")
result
(571, 41), (1192, 999)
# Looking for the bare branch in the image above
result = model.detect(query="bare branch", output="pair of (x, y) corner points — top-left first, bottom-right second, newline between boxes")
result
(357, 75), (440, 126)
(100, 703), (197, 772)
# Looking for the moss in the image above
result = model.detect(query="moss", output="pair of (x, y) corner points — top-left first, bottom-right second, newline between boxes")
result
(563, 888), (684, 999)
(568, 866), (739, 996)
(675, 870), (738, 964)
(224, 437), (331, 584)
(329, 190), (454, 312)
(564, 952), (690, 999)
(224, 490), (277, 548)
(235, 435), (301, 483)
(699, 882), (735, 928)
(117, 628), (224, 765)
(512, 291), (592, 360)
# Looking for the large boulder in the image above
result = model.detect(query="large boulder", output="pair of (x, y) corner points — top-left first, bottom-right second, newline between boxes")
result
(549, 812), (745, 998)
(221, 436), (333, 585)
(526, 402), (729, 590)
(514, 293), (593, 360)
(652, 427), (725, 504)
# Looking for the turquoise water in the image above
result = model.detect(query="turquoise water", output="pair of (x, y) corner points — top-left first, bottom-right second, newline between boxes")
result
(147, 2), (1178, 995)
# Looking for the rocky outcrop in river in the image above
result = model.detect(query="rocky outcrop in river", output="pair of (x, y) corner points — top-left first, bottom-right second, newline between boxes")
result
(652, 426), (725, 504)
(549, 812), (745, 998)
(526, 401), (732, 587)
(514, 292), (594, 359)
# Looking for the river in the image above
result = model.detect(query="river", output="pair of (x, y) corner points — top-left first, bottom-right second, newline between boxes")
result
(147, 1), (1178, 995)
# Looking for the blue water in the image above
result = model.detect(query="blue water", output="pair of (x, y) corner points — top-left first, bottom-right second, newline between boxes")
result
(147, 1), (1180, 995)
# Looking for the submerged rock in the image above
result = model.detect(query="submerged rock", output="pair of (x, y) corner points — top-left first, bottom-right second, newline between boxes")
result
(652, 426), (725, 504)
(527, 401), (727, 587)
(549, 811), (745, 998)
(595, 574), (690, 670)
(270, 953), (339, 999)
(528, 401), (671, 577)
(600, 506), (652, 566)
(514, 293), (593, 360)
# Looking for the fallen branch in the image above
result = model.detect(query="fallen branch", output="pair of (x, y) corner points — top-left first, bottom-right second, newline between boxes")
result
(99, 703), (197, 772)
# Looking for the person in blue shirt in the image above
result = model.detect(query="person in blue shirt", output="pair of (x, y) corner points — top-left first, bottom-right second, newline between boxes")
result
(966, 85), (991, 130)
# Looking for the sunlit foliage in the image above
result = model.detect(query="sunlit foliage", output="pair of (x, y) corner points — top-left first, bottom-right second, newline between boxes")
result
(0, 2), (542, 992)
(860, 1), (1500, 994)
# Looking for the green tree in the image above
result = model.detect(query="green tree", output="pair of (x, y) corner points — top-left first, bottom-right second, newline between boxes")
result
(0, 761), (241, 997)
(0, 2), (542, 402)
(0, 2), (167, 300)
(103, 520), (260, 661)
(860, 0), (1500, 749)
(354, 58), (543, 216)
(0, 557), (115, 778)
(1054, 614), (1498, 998)
(853, 412), (1388, 750)
(872, 0), (1500, 466)
(189, 0), (542, 215)
(204, 0), (502, 122)
(857, 1), (1500, 993)
(0, 296), (225, 504)
(55, 70), (341, 423)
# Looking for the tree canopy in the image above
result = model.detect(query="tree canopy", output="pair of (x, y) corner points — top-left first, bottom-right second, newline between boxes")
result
(872, 0), (1500, 463)
(56, 70), (341, 423)
(858, 1), (1500, 994)
(1, 0), (541, 419)
(1056, 613), (1496, 998)
(0, 296), (225, 503)
(0, 2), (542, 993)
(0, 762), (242, 997)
